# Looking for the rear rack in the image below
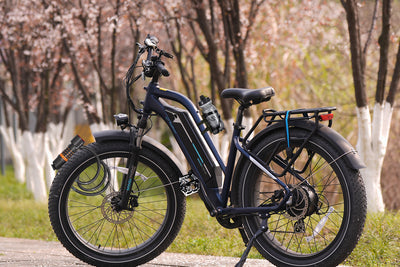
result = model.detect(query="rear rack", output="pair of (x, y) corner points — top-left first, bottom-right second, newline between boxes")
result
(241, 107), (337, 179)
(242, 107), (336, 147)
(263, 107), (336, 126)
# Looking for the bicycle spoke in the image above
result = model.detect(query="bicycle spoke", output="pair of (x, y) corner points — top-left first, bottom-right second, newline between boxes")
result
(61, 151), (172, 256)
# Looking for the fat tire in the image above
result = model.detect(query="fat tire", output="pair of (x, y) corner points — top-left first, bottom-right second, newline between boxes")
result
(48, 141), (186, 266)
(237, 128), (366, 267)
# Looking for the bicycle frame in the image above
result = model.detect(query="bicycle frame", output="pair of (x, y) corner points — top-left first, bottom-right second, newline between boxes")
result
(139, 80), (291, 216)
(48, 36), (367, 267)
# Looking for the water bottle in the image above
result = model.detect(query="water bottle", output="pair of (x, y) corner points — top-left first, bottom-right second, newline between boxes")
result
(198, 95), (224, 134)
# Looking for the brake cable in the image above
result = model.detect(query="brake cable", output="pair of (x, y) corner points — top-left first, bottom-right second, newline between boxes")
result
(125, 44), (146, 114)
(124, 41), (172, 116)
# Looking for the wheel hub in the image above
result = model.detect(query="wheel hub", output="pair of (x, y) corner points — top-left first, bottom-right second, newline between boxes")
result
(101, 192), (134, 224)
(284, 185), (318, 220)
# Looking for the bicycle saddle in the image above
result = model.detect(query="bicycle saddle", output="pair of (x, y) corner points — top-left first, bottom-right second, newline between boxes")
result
(221, 87), (275, 106)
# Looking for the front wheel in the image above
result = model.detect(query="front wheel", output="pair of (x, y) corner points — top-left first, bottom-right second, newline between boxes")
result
(237, 128), (366, 267)
(48, 141), (186, 266)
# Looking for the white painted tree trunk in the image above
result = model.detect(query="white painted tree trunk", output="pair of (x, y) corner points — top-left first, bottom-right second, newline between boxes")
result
(0, 110), (117, 202)
(208, 116), (252, 166)
(169, 136), (187, 172)
(44, 119), (75, 188)
(242, 115), (254, 138)
(45, 123), (63, 187)
(0, 126), (25, 183)
(219, 118), (234, 163)
(44, 133), (55, 189)
(21, 131), (47, 202)
(356, 102), (392, 213)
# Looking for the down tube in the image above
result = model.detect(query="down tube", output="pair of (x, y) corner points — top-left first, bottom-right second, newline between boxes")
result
(154, 88), (226, 172)
(145, 89), (225, 208)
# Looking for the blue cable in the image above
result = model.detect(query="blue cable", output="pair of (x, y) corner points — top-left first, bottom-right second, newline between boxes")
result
(285, 111), (291, 148)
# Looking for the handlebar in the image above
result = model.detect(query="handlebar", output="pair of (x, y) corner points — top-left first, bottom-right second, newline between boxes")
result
(136, 34), (172, 78)
(124, 34), (172, 114)
(156, 61), (169, 77)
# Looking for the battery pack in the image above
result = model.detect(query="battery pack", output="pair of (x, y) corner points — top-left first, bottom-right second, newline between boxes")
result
(165, 106), (222, 188)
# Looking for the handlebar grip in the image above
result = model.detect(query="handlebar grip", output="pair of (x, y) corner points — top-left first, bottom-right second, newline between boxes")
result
(156, 61), (170, 77)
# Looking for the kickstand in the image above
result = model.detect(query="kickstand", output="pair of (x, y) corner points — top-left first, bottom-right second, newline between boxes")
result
(235, 215), (269, 267)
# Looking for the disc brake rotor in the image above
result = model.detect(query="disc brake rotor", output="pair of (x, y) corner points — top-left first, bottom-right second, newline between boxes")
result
(101, 192), (134, 224)
(283, 185), (309, 221)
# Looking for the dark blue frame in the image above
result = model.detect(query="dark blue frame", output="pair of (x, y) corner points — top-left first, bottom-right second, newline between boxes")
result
(142, 81), (290, 214)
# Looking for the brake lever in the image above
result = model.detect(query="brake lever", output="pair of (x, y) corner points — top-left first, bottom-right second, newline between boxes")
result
(157, 48), (173, 59)
(163, 51), (174, 59)
(136, 42), (146, 54)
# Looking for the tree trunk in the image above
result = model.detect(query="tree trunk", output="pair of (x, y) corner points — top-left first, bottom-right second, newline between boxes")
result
(0, 126), (25, 183)
(343, 0), (367, 108)
(110, 0), (120, 119)
(60, 30), (100, 125)
(356, 103), (392, 212)
(21, 131), (47, 202)
(342, 0), (399, 212)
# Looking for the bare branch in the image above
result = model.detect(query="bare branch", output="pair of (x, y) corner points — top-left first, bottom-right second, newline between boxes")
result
(386, 40), (400, 105)
(0, 47), (10, 72)
(61, 32), (100, 124)
(244, 0), (266, 45)
(340, 0), (347, 9)
(363, 0), (379, 55)
(189, 55), (199, 102)
(343, 0), (367, 107)
(0, 79), (18, 111)
(375, 0), (391, 104)
(188, 20), (208, 62)
(110, 0), (121, 117)
(78, 9), (109, 97)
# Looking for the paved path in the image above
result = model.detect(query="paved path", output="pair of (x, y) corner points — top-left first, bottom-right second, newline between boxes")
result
(0, 237), (272, 266)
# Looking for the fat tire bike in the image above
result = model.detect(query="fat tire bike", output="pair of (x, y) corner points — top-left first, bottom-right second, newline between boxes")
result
(48, 35), (367, 267)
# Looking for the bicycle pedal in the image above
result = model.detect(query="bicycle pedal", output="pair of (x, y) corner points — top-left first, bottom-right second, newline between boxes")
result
(179, 174), (200, 196)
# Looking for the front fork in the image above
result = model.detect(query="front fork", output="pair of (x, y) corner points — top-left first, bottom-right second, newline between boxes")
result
(117, 114), (148, 211)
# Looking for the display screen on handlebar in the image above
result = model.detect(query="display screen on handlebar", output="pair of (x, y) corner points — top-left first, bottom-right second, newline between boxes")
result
(145, 35), (159, 48)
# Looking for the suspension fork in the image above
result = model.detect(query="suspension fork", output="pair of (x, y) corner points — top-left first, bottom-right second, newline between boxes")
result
(117, 115), (148, 210)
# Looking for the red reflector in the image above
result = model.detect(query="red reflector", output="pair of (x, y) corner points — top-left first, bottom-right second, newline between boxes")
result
(319, 113), (334, 121)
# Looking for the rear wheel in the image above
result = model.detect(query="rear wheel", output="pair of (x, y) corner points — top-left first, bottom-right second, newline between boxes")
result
(237, 129), (366, 267)
(48, 141), (186, 266)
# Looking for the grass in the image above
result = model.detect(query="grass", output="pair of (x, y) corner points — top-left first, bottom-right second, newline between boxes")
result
(1, 165), (400, 265)
(167, 196), (262, 259)
(345, 212), (400, 266)
(0, 165), (56, 241)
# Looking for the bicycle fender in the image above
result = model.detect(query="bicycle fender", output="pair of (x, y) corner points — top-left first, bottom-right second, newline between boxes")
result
(245, 120), (366, 170)
(93, 130), (186, 175)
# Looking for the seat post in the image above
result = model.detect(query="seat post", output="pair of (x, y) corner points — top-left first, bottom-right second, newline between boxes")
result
(233, 105), (246, 133)
(222, 104), (247, 206)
